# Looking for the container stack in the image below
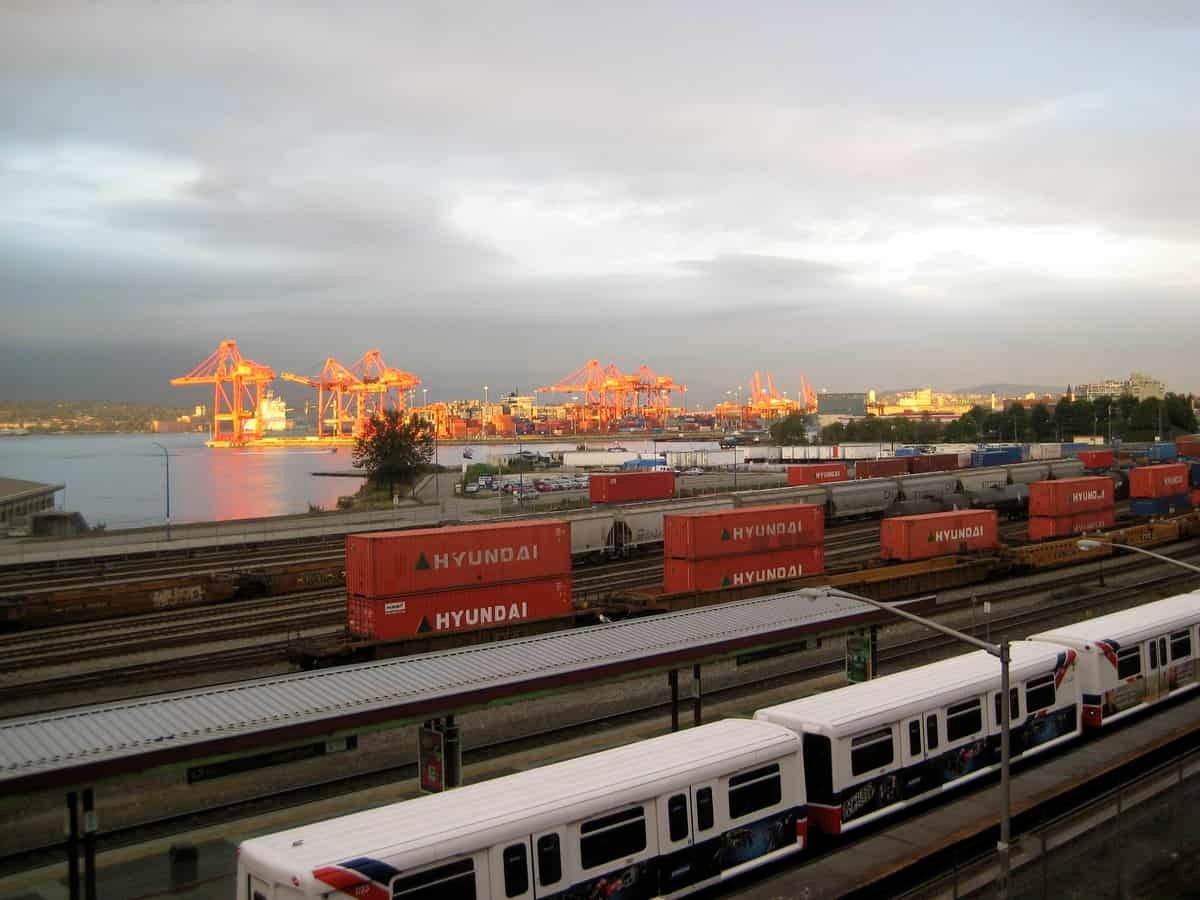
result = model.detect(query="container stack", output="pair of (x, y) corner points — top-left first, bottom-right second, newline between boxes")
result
(879, 509), (999, 561)
(786, 462), (849, 485)
(662, 503), (824, 593)
(1176, 436), (1200, 459)
(589, 471), (676, 504)
(971, 447), (1025, 467)
(1129, 464), (1192, 517)
(345, 520), (573, 640)
(854, 457), (912, 479)
(1026, 476), (1115, 541)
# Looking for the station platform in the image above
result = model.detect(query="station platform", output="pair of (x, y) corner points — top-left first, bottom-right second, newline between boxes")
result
(735, 691), (1200, 898)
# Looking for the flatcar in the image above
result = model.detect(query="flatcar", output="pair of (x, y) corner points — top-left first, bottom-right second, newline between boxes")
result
(754, 641), (1080, 834)
(237, 718), (806, 900)
(1028, 589), (1200, 728)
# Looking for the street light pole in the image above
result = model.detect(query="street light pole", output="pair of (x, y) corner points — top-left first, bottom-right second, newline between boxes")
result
(1077, 540), (1200, 575)
(821, 587), (1013, 896)
(152, 441), (171, 540)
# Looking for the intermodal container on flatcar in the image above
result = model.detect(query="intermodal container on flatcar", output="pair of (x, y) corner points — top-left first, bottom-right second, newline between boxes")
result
(910, 453), (960, 473)
(1176, 437), (1200, 458)
(786, 463), (849, 485)
(588, 471), (676, 504)
(663, 504), (824, 560)
(1027, 509), (1117, 541)
(345, 521), (571, 597)
(854, 457), (911, 479)
(1027, 477), (1114, 517)
(1129, 494), (1192, 518)
(1190, 462), (1200, 489)
(1077, 449), (1115, 470)
(879, 509), (1000, 561)
(1192, 489), (1200, 507)
(347, 576), (573, 640)
(1129, 463), (1190, 499)
(663, 546), (824, 593)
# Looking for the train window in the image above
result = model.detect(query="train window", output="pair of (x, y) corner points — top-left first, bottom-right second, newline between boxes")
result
(696, 787), (714, 831)
(580, 806), (647, 870)
(946, 699), (982, 742)
(536, 835), (561, 886)
(728, 763), (782, 819)
(908, 720), (921, 756)
(667, 794), (689, 842)
(926, 715), (939, 751)
(850, 729), (894, 776)
(392, 858), (475, 900)
(502, 844), (528, 898)
(1025, 675), (1055, 714)
(993, 688), (1019, 725)
(1117, 647), (1141, 680)
(1149, 640), (1158, 670)
(1172, 630), (1192, 661)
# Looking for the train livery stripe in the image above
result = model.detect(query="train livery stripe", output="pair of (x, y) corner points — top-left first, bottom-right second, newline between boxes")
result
(313, 857), (398, 899)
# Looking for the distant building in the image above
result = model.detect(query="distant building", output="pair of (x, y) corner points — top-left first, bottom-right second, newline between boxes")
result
(817, 392), (867, 417)
(1074, 372), (1166, 402)
(0, 478), (64, 529)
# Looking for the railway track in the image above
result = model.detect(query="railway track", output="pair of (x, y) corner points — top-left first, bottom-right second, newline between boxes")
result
(4, 562), (1193, 879)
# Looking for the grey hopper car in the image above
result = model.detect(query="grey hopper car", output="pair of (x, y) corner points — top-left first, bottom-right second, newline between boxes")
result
(897, 472), (960, 501)
(1005, 461), (1051, 484)
(967, 484), (1029, 519)
(957, 468), (1008, 493)
(1047, 458), (1085, 480)
(827, 479), (900, 519)
(731, 485), (828, 509)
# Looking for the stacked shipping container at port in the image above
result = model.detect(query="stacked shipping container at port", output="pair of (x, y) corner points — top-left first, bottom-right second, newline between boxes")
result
(854, 457), (912, 479)
(1027, 476), (1115, 540)
(345, 520), (573, 640)
(879, 509), (1000, 561)
(662, 503), (825, 593)
(1176, 436), (1200, 458)
(589, 471), (676, 504)
(786, 463), (849, 485)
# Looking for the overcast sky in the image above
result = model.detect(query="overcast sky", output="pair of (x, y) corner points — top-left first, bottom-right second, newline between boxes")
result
(3, 2), (1198, 407)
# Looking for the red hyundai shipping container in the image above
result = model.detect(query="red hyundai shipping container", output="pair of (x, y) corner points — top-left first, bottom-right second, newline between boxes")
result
(347, 577), (573, 640)
(1077, 449), (1115, 470)
(1129, 463), (1190, 499)
(1027, 477), (1114, 517)
(345, 520), (571, 597)
(786, 463), (849, 485)
(855, 457), (912, 479)
(663, 504), (824, 560)
(1177, 438), (1200, 458)
(879, 510), (1000, 561)
(663, 547), (825, 594)
(1027, 509), (1117, 541)
(911, 453), (960, 474)
(589, 471), (676, 504)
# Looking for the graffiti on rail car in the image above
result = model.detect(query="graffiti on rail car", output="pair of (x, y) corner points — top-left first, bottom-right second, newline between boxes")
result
(151, 584), (206, 609)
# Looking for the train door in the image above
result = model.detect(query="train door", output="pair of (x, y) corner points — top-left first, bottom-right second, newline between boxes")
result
(656, 790), (698, 894)
(1147, 635), (1170, 701)
(531, 828), (567, 898)
(902, 716), (928, 798)
(246, 875), (271, 900)
(490, 839), (533, 900)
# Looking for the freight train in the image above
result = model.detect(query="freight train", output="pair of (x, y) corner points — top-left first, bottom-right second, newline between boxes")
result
(237, 590), (1200, 900)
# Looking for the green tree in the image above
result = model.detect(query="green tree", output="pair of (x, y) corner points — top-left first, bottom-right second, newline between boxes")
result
(769, 413), (810, 445)
(352, 409), (435, 495)
(1030, 402), (1053, 441)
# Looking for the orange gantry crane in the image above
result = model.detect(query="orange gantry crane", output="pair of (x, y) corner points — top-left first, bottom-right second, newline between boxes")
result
(171, 340), (276, 443)
(538, 360), (687, 431)
(743, 370), (819, 422)
(280, 358), (360, 438)
(352, 350), (421, 424)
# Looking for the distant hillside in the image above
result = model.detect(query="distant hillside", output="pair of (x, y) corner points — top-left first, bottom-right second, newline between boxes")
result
(952, 384), (1066, 397)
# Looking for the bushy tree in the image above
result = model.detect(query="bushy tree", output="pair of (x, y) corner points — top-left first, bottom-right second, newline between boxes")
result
(352, 410), (435, 495)
(769, 413), (810, 445)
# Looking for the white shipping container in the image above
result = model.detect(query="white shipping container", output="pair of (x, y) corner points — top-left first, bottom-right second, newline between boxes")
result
(563, 451), (639, 468)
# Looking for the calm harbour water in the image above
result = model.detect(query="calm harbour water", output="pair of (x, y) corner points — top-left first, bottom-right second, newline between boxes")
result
(0, 434), (718, 530)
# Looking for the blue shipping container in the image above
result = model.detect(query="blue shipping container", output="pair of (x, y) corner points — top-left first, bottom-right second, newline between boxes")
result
(1130, 494), (1192, 517)
(894, 448), (920, 457)
(1146, 444), (1178, 462)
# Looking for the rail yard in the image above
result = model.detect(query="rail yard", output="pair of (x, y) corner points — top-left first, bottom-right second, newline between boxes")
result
(3, 438), (1200, 899)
